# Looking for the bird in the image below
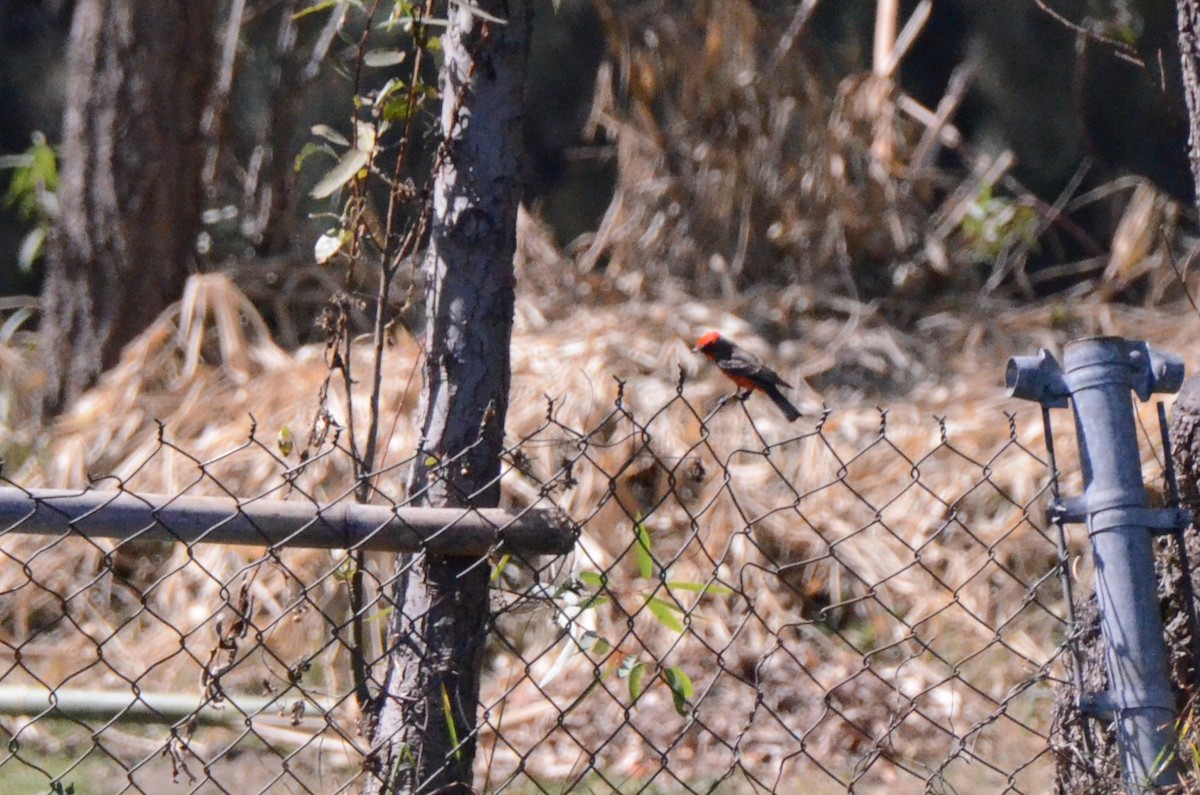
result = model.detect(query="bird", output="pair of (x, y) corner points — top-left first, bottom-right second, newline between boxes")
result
(693, 330), (802, 422)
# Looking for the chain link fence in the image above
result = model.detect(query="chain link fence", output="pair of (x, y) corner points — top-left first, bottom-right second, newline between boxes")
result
(0, 386), (1111, 793)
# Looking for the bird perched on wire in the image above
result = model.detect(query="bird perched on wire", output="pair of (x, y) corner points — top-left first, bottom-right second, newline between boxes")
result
(693, 330), (802, 422)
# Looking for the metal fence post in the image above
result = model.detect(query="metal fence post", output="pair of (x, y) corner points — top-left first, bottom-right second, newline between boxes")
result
(1008, 336), (1187, 791)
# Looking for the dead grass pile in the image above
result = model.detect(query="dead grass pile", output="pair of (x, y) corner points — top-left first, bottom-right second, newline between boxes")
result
(1, 267), (1198, 790)
(570, 0), (1002, 307)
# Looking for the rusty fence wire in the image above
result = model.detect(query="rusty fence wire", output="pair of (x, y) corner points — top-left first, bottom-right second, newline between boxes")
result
(0, 387), (1095, 794)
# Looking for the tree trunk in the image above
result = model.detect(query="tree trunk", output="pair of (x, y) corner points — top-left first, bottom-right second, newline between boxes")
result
(40, 0), (216, 414)
(1177, 0), (1200, 207)
(255, 1), (306, 256)
(361, 1), (529, 793)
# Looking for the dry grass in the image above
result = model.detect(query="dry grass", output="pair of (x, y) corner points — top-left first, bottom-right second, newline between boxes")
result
(0, 262), (1196, 793)
(1, 2), (1197, 788)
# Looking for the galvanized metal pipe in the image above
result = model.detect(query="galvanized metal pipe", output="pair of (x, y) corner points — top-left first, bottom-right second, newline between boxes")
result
(1061, 338), (1179, 789)
(0, 487), (574, 555)
(1010, 337), (1185, 789)
(0, 684), (332, 726)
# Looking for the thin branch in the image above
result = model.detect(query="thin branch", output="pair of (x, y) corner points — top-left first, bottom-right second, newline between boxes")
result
(1029, 0), (1144, 66)
(202, 0), (249, 191)
(764, 0), (820, 79)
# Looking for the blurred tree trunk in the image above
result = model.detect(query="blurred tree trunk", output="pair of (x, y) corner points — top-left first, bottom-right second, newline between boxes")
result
(40, 0), (216, 414)
(360, 1), (529, 793)
(1177, 0), (1200, 207)
(205, 0), (309, 256)
(253, 2), (305, 256)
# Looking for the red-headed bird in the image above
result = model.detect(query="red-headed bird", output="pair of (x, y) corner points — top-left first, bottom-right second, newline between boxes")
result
(693, 331), (802, 422)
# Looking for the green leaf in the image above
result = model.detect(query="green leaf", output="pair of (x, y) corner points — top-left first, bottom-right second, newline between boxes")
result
(449, 0), (508, 24)
(29, 135), (57, 192)
(373, 77), (406, 106)
(578, 594), (610, 611)
(294, 142), (331, 173)
(490, 553), (511, 581)
(539, 642), (575, 687)
(364, 49), (407, 67)
(292, 0), (339, 21)
(353, 119), (382, 152)
(332, 554), (355, 582)
(3, 132), (57, 221)
(440, 684), (462, 760)
(633, 520), (653, 580)
(314, 228), (348, 264)
(311, 124), (350, 146)
(957, 184), (1038, 263)
(578, 571), (607, 589)
(380, 95), (414, 123)
(330, 59), (353, 82)
(578, 630), (612, 655)
(366, 606), (393, 622)
(663, 666), (693, 715)
(276, 425), (295, 457)
(309, 148), (370, 199)
(645, 597), (685, 633)
(17, 227), (45, 272)
(627, 662), (646, 703)
(666, 580), (734, 597)
(378, 89), (433, 123)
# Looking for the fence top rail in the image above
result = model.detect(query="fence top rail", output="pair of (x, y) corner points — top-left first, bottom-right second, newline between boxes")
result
(0, 487), (575, 555)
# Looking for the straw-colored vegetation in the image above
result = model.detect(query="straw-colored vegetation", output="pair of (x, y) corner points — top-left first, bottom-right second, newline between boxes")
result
(1, 241), (1197, 792)
(3, 2), (1200, 792)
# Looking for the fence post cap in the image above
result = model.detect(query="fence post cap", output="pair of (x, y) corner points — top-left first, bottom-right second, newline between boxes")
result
(1005, 348), (1068, 408)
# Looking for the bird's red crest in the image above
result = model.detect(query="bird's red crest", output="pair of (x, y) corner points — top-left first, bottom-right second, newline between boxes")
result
(695, 330), (723, 350)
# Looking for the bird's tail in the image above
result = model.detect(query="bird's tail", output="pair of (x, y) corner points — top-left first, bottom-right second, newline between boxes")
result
(763, 384), (802, 422)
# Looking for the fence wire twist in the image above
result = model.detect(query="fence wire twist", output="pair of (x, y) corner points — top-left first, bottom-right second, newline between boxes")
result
(0, 387), (1092, 793)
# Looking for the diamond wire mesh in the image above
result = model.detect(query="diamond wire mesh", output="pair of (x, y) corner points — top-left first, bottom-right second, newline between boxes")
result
(0, 389), (1081, 794)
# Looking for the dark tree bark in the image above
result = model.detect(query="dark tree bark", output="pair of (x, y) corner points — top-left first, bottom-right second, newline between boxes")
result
(1177, 0), (1200, 207)
(252, 6), (305, 257)
(207, 0), (310, 257)
(361, 1), (529, 793)
(40, 0), (217, 414)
